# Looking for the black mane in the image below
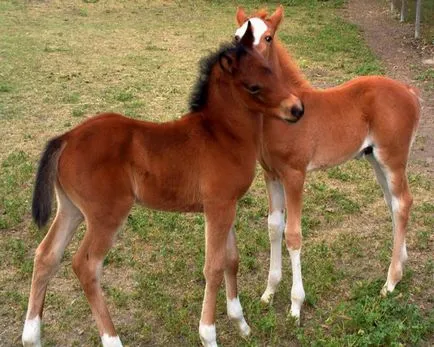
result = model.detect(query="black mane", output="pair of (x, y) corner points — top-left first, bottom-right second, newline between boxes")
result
(189, 42), (248, 112)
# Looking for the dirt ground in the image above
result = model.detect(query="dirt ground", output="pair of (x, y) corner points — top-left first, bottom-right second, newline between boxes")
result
(344, 0), (434, 176)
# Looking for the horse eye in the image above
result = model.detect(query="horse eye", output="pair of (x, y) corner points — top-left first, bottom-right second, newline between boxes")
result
(265, 36), (273, 43)
(244, 84), (262, 95)
(234, 35), (240, 42)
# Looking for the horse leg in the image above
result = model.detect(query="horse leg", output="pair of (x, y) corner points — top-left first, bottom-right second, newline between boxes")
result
(261, 172), (285, 303)
(224, 227), (250, 337)
(371, 150), (412, 295)
(282, 169), (305, 322)
(23, 188), (83, 347)
(199, 202), (236, 347)
(72, 201), (132, 347)
(366, 154), (393, 215)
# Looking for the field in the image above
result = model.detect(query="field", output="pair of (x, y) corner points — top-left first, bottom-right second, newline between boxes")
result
(0, 0), (433, 346)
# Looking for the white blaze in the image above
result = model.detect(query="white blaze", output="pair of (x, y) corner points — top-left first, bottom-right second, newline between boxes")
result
(235, 18), (268, 45)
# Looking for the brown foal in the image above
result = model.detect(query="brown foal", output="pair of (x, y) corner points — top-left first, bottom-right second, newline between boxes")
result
(22, 24), (304, 347)
(235, 6), (421, 322)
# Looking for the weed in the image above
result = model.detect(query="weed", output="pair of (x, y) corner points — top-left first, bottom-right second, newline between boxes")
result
(77, 8), (88, 17)
(416, 68), (434, 81)
(71, 106), (86, 117)
(63, 92), (80, 104)
(0, 83), (12, 92)
(115, 91), (134, 102)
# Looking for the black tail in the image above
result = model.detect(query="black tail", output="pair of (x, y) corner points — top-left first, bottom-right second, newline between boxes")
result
(32, 137), (64, 229)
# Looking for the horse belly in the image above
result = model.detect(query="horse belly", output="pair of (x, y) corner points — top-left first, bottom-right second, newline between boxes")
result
(133, 171), (203, 212)
(307, 133), (369, 171)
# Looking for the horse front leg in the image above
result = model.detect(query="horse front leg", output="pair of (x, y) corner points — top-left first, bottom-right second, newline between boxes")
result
(282, 169), (306, 323)
(261, 172), (285, 303)
(199, 201), (237, 347)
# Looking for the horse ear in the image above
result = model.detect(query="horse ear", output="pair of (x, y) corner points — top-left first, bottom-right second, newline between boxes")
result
(269, 5), (284, 29)
(240, 21), (254, 48)
(219, 52), (234, 74)
(236, 7), (248, 25)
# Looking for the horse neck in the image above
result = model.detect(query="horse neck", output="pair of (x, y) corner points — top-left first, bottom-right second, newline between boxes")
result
(205, 73), (262, 145)
(272, 39), (312, 92)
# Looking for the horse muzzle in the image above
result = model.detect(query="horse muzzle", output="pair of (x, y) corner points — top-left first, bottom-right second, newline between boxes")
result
(280, 97), (304, 123)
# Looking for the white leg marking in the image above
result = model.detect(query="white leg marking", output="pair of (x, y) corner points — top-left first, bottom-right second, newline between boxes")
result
(262, 180), (285, 303)
(227, 297), (251, 337)
(22, 316), (41, 347)
(261, 211), (284, 303)
(288, 248), (305, 322)
(199, 323), (218, 347)
(382, 261), (403, 295)
(101, 334), (123, 347)
(235, 17), (268, 45)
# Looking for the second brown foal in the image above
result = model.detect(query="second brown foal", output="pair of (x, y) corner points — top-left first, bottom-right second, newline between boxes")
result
(235, 6), (421, 323)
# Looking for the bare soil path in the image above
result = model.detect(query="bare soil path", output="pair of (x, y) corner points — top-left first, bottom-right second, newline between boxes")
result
(344, 0), (434, 176)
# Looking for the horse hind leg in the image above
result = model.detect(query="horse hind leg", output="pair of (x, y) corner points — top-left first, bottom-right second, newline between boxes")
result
(23, 188), (83, 347)
(366, 154), (393, 215)
(224, 227), (250, 337)
(71, 202), (132, 347)
(368, 150), (412, 295)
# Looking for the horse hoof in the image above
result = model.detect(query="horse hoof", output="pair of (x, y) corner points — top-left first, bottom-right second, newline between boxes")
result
(239, 320), (251, 338)
(260, 290), (274, 304)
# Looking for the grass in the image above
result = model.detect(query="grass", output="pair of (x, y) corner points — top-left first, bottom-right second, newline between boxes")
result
(0, 0), (433, 346)
(416, 67), (434, 91)
(296, 279), (434, 346)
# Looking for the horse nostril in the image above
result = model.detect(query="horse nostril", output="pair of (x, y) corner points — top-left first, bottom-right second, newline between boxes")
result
(290, 103), (304, 119)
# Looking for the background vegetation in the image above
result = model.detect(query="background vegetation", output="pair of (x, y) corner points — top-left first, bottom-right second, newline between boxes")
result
(0, 0), (432, 346)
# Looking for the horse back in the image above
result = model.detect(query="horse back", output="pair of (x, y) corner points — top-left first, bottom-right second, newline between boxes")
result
(55, 112), (257, 213)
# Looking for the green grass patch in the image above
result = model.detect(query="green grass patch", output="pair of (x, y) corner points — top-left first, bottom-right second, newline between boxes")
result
(279, 15), (384, 80)
(0, 83), (13, 92)
(303, 180), (361, 234)
(0, 151), (34, 229)
(297, 279), (434, 345)
(416, 68), (434, 90)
